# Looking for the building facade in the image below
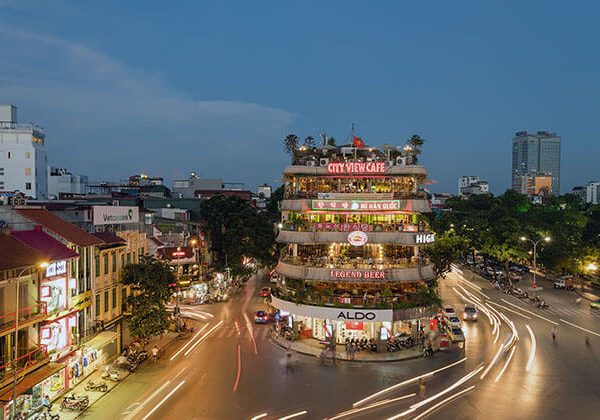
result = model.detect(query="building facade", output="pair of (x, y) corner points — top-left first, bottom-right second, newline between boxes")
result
(272, 142), (438, 345)
(586, 182), (600, 204)
(512, 131), (561, 195)
(47, 167), (88, 199)
(0, 105), (48, 199)
(458, 176), (489, 197)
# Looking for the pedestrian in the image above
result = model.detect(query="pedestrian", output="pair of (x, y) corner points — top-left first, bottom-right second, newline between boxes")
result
(551, 326), (557, 343)
(350, 343), (356, 360)
(585, 336), (591, 351)
(41, 395), (51, 413)
(418, 379), (426, 398)
(151, 345), (159, 362)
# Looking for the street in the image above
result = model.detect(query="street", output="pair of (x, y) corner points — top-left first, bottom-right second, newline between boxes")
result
(78, 271), (600, 420)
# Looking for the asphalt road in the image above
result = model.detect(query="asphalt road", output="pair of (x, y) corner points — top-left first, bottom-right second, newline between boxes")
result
(80, 270), (600, 420)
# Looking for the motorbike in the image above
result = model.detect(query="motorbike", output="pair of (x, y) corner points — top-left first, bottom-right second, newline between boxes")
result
(85, 380), (108, 392)
(60, 395), (88, 411)
(386, 340), (399, 352)
(101, 367), (120, 382)
(422, 347), (434, 358)
(537, 300), (549, 309)
(64, 393), (89, 405)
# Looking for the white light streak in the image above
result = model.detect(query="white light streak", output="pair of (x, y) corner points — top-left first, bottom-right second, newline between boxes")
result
(525, 324), (536, 372)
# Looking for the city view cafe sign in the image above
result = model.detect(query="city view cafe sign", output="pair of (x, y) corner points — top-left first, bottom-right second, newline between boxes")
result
(327, 161), (387, 174)
(271, 295), (393, 322)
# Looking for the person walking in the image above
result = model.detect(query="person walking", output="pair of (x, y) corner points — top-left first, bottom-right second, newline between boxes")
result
(151, 345), (159, 362)
(551, 326), (557, 344)
(419, 378), (426, 398)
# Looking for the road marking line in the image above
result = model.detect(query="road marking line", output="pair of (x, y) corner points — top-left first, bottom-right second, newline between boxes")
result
(559, 319), (600, 337)
(278, 410), (308, 420)
(233, 344), (242, 392)
(525, 325), (536, 372)
(124, 381), (171, 420)
(329, 394), (416, 420)
(412, 385), (476, 420)
(142, 380), (186, 420)
(500, 299), (558, 325)
(353, 357), (468, 407)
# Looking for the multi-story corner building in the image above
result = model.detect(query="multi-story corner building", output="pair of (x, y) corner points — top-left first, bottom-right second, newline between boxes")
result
(458, 176), (489, 197)
(271, 142), (438, 345)
(0, 105), (48, 199)
(512, 130), (561, 195)
(586, 182), (600, 205)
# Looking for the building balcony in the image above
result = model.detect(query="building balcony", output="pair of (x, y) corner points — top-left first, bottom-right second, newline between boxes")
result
(283, 164), (428, 177)
(0, 302), (48, 337)
(283, 191), (429, 201)
(280, 198), (431, 212)
(276, 229), (435, 245)
(276, 258), (435, 283)
(0, 345), (49, 388)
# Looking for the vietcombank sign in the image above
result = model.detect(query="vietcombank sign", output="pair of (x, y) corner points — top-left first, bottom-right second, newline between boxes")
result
(93, 206), (139, 225)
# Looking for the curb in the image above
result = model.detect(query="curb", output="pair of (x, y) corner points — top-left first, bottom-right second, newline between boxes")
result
(270, 336), (423, 363)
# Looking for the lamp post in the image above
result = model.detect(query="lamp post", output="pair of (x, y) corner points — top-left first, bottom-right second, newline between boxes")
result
(520, 236), (550, 288)
(11, 261), (48, 419)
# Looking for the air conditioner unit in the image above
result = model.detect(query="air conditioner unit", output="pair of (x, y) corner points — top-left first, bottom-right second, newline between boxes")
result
(387, 160), (395, 167)
(319, 158), (329, 166)
(306, 160), (316, 167)
(396, 157), (406, 166)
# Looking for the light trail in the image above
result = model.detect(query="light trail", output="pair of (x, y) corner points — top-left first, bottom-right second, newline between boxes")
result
(235, 320), (241, 336)
(250, 414), (268, 420)
(169, 324), (209, 361)
(278, 410), (308, 420)
(457, 285), (482, 304)
(500, 299), (558, 325)
(328, 394), (416, 420)
(480, 340), (507, 380)
(488, 301), (531, 320)
(184, 320), (224, 357)
(525, 324), (536, 372)
(559, 318), (600, 337)
(243, 312), (259, 354)
(142, 380), (186, 420)
(495, 345), (517, 382)
(412, 385), (475, 420)
(124, 381), (171, 420)
(233, 344), (242, 392)
(353, 357), (468, 407)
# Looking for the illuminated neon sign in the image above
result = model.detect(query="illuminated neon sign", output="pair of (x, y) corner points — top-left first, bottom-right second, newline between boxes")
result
(327, 162), (386, 174)
(312, 200), (401, 211)
(330, 270), (386, 280)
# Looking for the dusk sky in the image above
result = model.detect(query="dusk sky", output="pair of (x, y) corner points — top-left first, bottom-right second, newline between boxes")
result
(1, 1), (599, 193)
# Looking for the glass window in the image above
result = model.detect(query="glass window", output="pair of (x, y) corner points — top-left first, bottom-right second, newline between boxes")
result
(126, 253), (131, 264)
(25, 182), (32, 190)
(25, 152), (31, 159)
(95, 255), (100, 277)
(112, 252), (117, 273)
(104, 290), (109, 313)
(103, 254), (109, 275)
(95, 294), (100, 317)
(112, 288), (117, 309)
(25, 167), (31, 176)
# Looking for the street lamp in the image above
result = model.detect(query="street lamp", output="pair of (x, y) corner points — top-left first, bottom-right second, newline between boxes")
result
(586, 263), (598, 272)
(12, 261), (48, 419)
(520, 236), (550, 288)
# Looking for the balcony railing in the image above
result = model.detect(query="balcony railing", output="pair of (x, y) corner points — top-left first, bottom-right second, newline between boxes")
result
(281, 222), (427, 233)
(0, 345), (48, 385)
(0, 302), (48, 334)
(283, 191), (428, 200)
(280, 255), (427, 270)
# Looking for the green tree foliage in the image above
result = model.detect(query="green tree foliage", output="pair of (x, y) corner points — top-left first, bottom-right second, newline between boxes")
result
(283, 134), (299, 160)
(122, 255), (174, 340)
(200, 195), (278, 275)
(423, 233), (468, 279)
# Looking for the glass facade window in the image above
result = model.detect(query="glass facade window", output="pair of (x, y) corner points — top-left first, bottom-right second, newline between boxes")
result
(104, 290), (109, 313)
(112, 287), (117, 309)
(103, 254), (109, 275)
(95, 255), (100, 277)
(95, 294), (100, 317)
(112, 251), (117, 273)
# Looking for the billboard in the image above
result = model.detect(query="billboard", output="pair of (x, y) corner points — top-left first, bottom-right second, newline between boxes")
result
(93, 206), (139, 225)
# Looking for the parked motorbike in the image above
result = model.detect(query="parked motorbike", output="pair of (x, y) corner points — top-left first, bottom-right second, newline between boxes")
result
(64, 393), (89, 406)
(85, 380), (108, 392)
(101, 367), (120, 382)
(60, 394), (89, 411)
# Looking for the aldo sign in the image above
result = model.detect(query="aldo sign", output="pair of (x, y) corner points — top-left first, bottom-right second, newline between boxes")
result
(415, 233), (435, 244)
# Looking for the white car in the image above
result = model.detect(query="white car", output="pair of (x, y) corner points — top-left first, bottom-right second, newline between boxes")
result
(463, 304), (478, 321)
(443, 306), (456, 317)
(449, 327), (465, 343)
(448, 316), (462, 328)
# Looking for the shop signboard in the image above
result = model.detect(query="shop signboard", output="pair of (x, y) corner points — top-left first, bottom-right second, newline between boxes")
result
(312, 199), (401, 211)
(92, 206), (139, 225)
(271, 295), (393, 322)
(70, 290), (93, 311)
(45, 260), (67, 278)
(326, 161), (386, 174)
(311, 222), (372, 232)
(415, 233), (435, 244)
(347, 231), (368, 246)
(330, 269), (386, 280)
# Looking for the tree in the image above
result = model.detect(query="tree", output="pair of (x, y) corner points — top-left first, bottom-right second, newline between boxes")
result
(423, 234), (468, 279)
(122, 255), (174, 341)
(283, 134), (299, 160)
(327, 136), (336, 146)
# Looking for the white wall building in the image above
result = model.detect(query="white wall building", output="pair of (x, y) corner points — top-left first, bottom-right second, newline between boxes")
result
(48, 167), (89, 198)
(0, 105), (48, 199)
(458, 176), (489, 196)
(586, 182), (600, 204)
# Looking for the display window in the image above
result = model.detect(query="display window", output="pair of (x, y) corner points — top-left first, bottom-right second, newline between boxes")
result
(37, 367), (67, 401)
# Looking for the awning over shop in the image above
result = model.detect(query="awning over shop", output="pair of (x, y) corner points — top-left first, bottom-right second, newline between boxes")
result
(0, 363), (65, 403)
(83, 331), (119, 350)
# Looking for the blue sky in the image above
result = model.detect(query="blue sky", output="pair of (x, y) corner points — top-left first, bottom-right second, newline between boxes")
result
(1, 1), (599, 193)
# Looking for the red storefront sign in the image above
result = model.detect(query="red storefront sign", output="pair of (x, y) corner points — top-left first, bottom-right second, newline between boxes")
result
(330, 270), (386, 280)
(429, 318), (438, 331)
(311, 200), (401, 211)
(345, 321), (364, 330)
(311, 223), (372, 232)
(327, 162), (386, 174)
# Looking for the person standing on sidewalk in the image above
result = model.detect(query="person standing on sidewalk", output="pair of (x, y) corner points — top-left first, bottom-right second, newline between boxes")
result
(151, 345), (159, 362)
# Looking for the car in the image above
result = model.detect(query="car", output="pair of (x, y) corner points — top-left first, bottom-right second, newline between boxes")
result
(259, 287), (271, 297)
(463, 304), (478, 321)
(443, 306), (456, 317)
(448, 316), (462, 328)
(591, 299), (600, 309)
(449, 327), (465, 343)
(254, 310), (269, 323)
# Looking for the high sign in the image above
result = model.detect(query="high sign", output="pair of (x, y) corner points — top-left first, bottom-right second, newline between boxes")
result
(415, 233), (435, 244)
(347, 231), (368, 246)
(327, 162), (386, 174)
(93, 206), (139, 225)
(45, 260), (67, 278)
(312, 200), (401, 211)
(330, 270), (386, 280)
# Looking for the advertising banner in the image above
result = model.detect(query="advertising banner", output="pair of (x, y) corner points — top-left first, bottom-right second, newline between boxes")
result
(93, 206), (139, 225)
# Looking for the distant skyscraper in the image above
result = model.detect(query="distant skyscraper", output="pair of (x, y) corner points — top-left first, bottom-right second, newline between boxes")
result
(512, 131), (561, 195)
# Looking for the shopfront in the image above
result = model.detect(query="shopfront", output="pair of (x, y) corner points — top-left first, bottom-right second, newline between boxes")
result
(40, 313), (77, 361)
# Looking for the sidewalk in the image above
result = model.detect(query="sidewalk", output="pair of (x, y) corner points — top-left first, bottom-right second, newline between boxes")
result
(55, 328), (191, 419)
(271, 334), (423, 362)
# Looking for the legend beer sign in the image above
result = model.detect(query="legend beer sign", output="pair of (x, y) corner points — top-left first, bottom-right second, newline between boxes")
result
(327, 162), (386, 174)
(330, 269), (386, 281)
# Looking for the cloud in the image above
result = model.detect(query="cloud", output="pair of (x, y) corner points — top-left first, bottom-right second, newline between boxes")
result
(0, 25), (295, 186)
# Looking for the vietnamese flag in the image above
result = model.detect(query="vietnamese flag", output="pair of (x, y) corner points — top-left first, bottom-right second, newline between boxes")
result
(353, 136), (365, 147)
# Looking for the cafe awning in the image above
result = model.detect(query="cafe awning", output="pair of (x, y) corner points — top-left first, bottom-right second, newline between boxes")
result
(83, 331), (119, 351)
(0, 363), (65, 403)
